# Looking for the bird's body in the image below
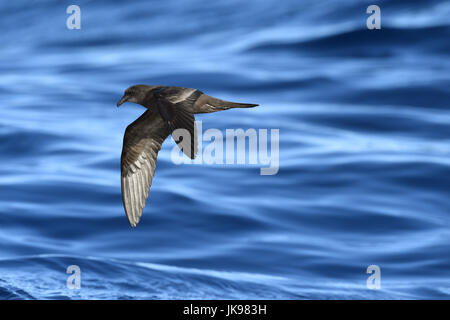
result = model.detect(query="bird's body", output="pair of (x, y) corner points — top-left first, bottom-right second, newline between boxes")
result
(117, 85), (258, 227)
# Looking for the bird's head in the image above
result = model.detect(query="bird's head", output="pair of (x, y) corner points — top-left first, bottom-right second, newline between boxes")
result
(117, 85), (154, 107)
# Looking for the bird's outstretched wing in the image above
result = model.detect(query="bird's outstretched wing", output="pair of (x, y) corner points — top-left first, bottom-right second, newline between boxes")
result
(121, 110), (169, 227)
(153, 89), (197, 159)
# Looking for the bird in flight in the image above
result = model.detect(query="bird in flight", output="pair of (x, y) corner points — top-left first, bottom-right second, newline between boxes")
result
(117, 85), (258, 227)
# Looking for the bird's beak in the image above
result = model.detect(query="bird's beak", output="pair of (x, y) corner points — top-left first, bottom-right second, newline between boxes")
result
(117, 95), (128, 107)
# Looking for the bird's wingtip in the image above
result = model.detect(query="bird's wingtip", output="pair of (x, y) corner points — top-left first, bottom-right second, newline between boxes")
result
(127, 216), (139, 228)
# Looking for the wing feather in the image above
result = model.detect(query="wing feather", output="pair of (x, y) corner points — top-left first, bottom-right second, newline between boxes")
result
(121, 110), (169, 227)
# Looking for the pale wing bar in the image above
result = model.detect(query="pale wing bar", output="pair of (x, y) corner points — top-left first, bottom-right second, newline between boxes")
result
(193, 94), (258, 114)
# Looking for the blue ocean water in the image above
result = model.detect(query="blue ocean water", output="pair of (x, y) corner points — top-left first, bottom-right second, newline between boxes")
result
(0, 0), (449, 299)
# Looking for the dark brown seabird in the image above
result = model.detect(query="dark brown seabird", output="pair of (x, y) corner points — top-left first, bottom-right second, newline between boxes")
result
(117, 85), (258, 227)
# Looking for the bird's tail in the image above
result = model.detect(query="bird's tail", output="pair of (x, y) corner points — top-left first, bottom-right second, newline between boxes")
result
(194, 94), (258, 114)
